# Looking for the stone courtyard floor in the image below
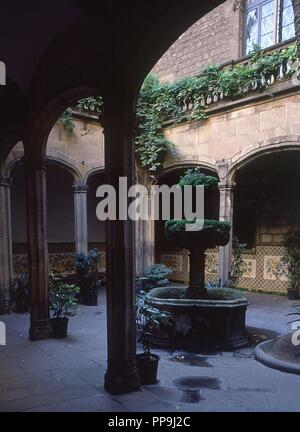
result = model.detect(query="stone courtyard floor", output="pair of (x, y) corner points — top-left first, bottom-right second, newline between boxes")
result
(0, 288), (300, 412)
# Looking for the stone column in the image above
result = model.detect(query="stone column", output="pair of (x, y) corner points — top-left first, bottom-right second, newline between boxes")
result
(101, 103), (140, 395)
(25, 157), (52, 341)
(0, 176), (13, 315)
(135, 189), (155, 275)
(219, 183), (235, 285)
(73, 184), (89, 255)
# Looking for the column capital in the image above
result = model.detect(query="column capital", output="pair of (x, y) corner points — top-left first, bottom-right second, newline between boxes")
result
(73, 183), (89, 193)
(216, 159), (231, 181)
(99, 111), (137, 136)
(219, 182), (236, 192)
(0, 176), (12, 188)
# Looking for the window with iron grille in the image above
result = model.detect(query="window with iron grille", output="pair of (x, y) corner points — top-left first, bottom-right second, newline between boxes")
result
(244, 0), (295, 55)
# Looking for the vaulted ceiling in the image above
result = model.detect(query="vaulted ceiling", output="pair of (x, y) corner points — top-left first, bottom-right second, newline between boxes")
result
(0, 0), (226, 155)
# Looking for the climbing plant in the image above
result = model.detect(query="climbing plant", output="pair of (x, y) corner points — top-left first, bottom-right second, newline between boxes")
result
(77, 96), (103, 113)
(230, 236), (247, 287)
(59, 108), (76, 131)
(59, 44), (297, 176)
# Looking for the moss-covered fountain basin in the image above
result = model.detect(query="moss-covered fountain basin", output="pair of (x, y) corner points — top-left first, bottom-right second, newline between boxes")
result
(165, 219), (231, 249)
(146, 286), (249, 350)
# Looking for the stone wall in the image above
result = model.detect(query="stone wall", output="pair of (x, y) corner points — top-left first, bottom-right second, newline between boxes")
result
(152, 0), (242, 82)
(163, 91), (300, 170)
(6, 115), (105, 182)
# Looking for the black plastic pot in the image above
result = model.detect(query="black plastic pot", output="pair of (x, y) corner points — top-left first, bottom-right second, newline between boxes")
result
(84, 294), (98, 306)
(287, 289), (299, 300)
(136, 353), (160, 385)
(50, 317), (69, 338)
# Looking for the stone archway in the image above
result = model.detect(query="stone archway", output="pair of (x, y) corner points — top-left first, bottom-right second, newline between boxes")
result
(228, 146), (300, 294)
(1, 0), (252, 396)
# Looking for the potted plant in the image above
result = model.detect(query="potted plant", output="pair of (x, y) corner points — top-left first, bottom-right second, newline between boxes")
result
(12, 272), (29, 313)
(49, 273), (80, 338)
(287, 305), (300, 329)
(136, 290), (172, 385)
(74, 249), (101, 306)
(282, 230), (300, 300)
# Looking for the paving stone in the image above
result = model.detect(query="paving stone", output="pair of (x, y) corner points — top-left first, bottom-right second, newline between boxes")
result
(27, 394), (127, 412)
(0, 392), (62, 412)
(0, 388), (30, 404)
(1, 290), (300, 412)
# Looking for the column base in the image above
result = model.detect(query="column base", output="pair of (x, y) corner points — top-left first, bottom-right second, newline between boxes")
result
(29, 319), (53, 341)
(104, 361), (141, 395)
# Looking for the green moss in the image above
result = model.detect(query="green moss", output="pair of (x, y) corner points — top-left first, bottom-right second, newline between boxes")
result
(165, 219), (231, 233)
(147, 286), (245, 301)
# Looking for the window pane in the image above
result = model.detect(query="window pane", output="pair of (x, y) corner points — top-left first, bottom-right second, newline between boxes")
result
(245, 8), (259, 53)
(280, 0), (295, 42)
(261, 15), (274, 35)
(246, 0), (259, 6)
(282, 5), (294, 26)
(261, 33), (274, 48)
(282, 23), (295, 40)
(262, 1), (274, 17)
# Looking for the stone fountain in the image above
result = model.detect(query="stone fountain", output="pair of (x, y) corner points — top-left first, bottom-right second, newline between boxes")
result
(146, 170), (249, 350)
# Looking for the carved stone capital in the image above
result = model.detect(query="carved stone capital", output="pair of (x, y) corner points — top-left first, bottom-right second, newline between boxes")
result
(219, 182), (236, 193)
(99, 111), (137, 136)
(73, 184), (89, 193)
(0, 176), (12, 188)
(216, 159), (231, 181)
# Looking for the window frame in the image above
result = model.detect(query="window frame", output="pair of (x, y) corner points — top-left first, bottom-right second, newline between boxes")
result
(243, 0), (295, 55)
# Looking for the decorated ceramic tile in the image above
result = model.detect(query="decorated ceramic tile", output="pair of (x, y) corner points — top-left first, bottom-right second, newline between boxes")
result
(205, 253), (219, 274)
(161, 254), (183, 272)
(263, 255), (289, 281)
(241, 258), (256, 279)
(98, 251), (106, 272)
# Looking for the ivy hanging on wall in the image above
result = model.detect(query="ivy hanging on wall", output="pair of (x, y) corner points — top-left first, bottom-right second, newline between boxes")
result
(59, 44), (297, 176)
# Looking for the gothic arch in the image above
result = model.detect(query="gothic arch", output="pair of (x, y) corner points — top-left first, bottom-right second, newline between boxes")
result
(226, 136), (300, 183)
(159, 159), (218, 180)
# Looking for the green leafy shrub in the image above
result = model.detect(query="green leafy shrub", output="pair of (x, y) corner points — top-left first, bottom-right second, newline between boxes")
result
(59, 108), (75, 131)
(282, 230), (300, 291)
(49, 273), (80, 319)
(74, 249), (101, 300)
(139, 264), (173, 291)
(230, 236), (247, 287)
(178, 167), (219, 189)
(77, 96), (103, 113)
(165, 219), (231, 233)
(136, 290), (173, 357)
